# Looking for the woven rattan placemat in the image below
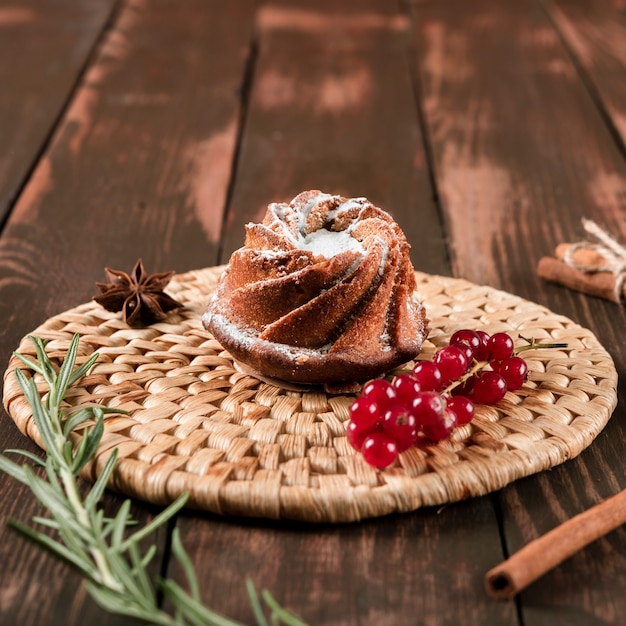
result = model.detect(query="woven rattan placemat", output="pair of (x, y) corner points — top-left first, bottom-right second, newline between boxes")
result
(3, 267), (618, 522)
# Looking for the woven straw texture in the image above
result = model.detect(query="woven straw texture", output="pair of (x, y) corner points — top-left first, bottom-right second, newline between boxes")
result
(3, 267), (618, 523)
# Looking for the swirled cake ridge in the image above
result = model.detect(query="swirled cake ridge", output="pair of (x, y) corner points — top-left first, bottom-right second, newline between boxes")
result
(203, 190), (428, 384)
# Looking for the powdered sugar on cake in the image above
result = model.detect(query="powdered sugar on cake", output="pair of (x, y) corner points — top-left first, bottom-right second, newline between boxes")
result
(203, 190), (428, 384)
(265, 192), (372, 259)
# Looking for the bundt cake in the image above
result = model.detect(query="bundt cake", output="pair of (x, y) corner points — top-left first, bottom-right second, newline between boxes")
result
(203, 190), (428, 385)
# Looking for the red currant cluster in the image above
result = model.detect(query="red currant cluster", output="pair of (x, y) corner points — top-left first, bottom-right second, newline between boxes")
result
(347, 329), (531, 469)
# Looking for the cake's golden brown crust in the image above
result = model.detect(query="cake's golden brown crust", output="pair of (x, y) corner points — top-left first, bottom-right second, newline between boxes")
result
(203, 190), (428, 384)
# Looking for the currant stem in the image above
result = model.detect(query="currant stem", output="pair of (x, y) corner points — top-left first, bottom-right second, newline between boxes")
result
(514, 336), (568, 354)
(442, 360), (486, 396)
(441, 336), (567, 396)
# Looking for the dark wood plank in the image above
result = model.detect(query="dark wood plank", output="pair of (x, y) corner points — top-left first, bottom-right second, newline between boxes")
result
(173, 2), (514, 625)
(219, 0), (447, 274)
(0, 0), (116, 222)
(412, 0), (626, 293)
(412, 0), (626, 622)
(0, 1), (255, 624)
(549, 0), (626, 148)
(174, 499), (510, 626)
(0, 0), (254, 367)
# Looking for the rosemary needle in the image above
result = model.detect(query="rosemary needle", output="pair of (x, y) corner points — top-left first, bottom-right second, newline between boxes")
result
(0, 333), (307, 626)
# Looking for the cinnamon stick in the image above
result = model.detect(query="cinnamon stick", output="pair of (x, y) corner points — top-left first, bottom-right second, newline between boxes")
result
(537, 242), (623, 303)
(485, 488), (626, 599)
(537, 256), (620, 303)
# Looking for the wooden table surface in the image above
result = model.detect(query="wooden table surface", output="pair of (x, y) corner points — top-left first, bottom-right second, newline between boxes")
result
(2, 0), (626, 624)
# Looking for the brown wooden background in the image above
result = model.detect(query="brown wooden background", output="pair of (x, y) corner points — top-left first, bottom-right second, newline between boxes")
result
(1, 0), (626, 624)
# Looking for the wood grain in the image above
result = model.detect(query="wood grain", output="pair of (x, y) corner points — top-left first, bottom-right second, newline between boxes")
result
(0, 0), (255, 367)
(0, 1), (255, 624)
(168, 1), (515, 625)
(548, 0), (626, 148)
(2, 0), (626, 623)
(172, 500), (513, 626)
(412, 0), (626, 622)
(0, 0), (116, 223)
(220, 0), (447, 275)
(412, 0), (626, 293)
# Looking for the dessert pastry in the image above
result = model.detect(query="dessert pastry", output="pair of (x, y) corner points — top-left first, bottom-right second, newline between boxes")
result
(203, 190), (428, 385)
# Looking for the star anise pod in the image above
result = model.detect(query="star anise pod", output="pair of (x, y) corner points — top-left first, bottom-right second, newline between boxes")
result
(93, 259), (182, 326)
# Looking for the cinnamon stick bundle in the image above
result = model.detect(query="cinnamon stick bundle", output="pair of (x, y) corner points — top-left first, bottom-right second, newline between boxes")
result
(537, 219), (626, 303)
(537, 244), (623, 303)
(485, 488), (626, 599)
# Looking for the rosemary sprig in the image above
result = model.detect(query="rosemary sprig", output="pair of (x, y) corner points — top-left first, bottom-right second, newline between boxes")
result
(0, 333), (307, 626)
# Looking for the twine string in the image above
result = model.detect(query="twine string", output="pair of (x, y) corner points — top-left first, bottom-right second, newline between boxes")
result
(563, 219), (626, 302)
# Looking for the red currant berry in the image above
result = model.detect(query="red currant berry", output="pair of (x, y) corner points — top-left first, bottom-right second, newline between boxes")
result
(361, 432), (398, 468)
(361, 379), (396, 411)
(382, 406), (418, 451)
(450, 329), (481, 358)
(349, 397), (381, 430)
(497, 356), (528, 391)
(421, 409), (457, 442)
(411, 361), (444, 391)
(446, 396), (475, 426)
(346, 420), (372, 450)
(410, 391), (447, 427)
(451, 341), (474, 363)
(474, 330), (491, 361)
(470, 371), (507, 404)
(392, 374), (422, 407)
(487, 332), (515, 362)
(433, 345), (470, 382)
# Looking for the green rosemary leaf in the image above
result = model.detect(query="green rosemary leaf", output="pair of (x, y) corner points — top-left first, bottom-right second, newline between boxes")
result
(15, 369), (60, 459)
(63, 406), (125, 438)
(30, 336), (57, 388)
(138, 543), (158, 572)
(2, 448), (45, 470)
(62, 407), (96, 437)
(43, 456), (66, 497)
(84, 449), (118, 511)
(11, 353), (42, 376)
(100, 548), (154, 607)
(0, 450), (39, 478)
(51, 500), (102, 550)
(62, 440), (75, 465)
(32, 515), (61, 529)
(55, 521), (95, 564)
(129, 540), (157, 599)
(21, 464), (72, 519)
(53, 333), (81, 406)
(76, 413), (105, 471)
(119, 492), (188, 551)
(246, 580), (270, 626)
(171, 527), (201, 602)
(14, 338), (45, 374)
(67, 350), (100, 387)
(173, 611), (186, 626)
(9, 519), (94, 577)
(160, 579), (246, 626)
(69, 425), (92, 471)
(92, 508), (106, 536)
(85, 582), (173, 626)
(261, 590), (308, 626)
(2, 334), (310, 626)
(110, 498), (133, 547)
